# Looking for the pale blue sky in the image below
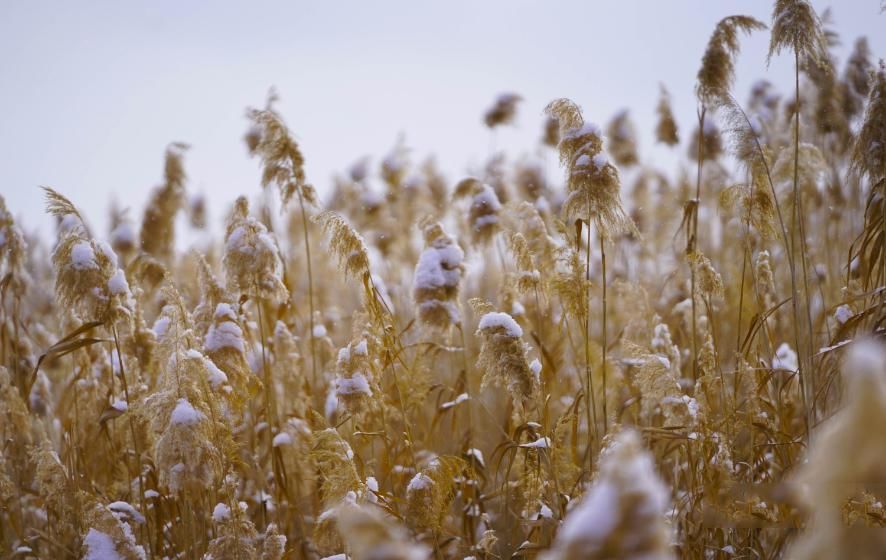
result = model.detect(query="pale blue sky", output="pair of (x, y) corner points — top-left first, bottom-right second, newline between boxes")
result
(1, 1), (883, 240)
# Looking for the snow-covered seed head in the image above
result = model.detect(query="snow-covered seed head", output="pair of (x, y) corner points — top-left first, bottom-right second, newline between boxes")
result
(484, 92), (522, 129)
(545, 98), (637, 240)
(223, 196), (288, 303)
(413, 221), (465, 330)
(334, 339), (374, 416)
(476, 311), (536, 409)
(545, 429), (674, 560)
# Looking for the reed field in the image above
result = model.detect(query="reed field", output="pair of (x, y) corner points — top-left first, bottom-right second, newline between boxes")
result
(2, 1), (886, 558)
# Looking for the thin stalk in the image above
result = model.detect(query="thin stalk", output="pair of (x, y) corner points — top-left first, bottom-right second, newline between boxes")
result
(296, 190), (318, 394)
(111, 324), (151, 559)
(728, 93), (810, 444)
(581, 218), (598, 464)
(792, 49), (816, 432)
(599, 234), (608, 435)
(691, 105), (707, 383)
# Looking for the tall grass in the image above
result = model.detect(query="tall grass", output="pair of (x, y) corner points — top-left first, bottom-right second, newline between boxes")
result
(1, 2), (885, 559)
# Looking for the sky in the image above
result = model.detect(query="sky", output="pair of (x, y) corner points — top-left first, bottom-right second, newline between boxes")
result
(1, 1), (884, 241)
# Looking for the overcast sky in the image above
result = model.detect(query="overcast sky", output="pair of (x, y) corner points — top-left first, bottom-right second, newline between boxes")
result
(1, 1), (883, 241)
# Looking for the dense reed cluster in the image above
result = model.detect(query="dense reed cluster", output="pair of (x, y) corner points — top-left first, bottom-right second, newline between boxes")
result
(2, 2), (886, 558)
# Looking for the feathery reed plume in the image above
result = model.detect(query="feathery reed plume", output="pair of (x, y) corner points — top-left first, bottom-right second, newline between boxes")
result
(223, 196), (288, 303)
(697, 16), (766, 103)
(508, 232), (541, 294)
(852, 61), (886, 184)
(655, 85), (680, 146)
(514, 162), (547, 203)
(787, 341), (886, 559)
(476, 311), (537, 410)
(455, 177), (502, 244)
(687, 250), (724, 300)
(851, 61), (886, 290)
(687, 116), (723, 161)
(334, 339), (374, 416)
(245, 91), (314, 207)
(246, 90), (320, 392)
(81, 500), (146, 560)
(139, 143), (188, 263)
(484, 93), (522, 129)
(335, 501), (430, 560)
(314, 211), (371, 280)
(842, 38), (873, 120)
(405, 455), (467, 531)
(544, 429), (674, 560)
(716, 96), (778, 238)
(545, 98), (637, 239)
(188, 192), (207, 230)
(108, 203), (136, 260)
(755, 249), (778, 312)
(203, 302), (261, 406)
(310, 426), (362, 504)
(605, 110), (639, 167)
(767, 0), (828, 69)
(152, 396), (221, 494)
(0, 195), (28, 292)
(206, 503), (259, 559)
(542, 114), (560, 148)
(413, 221), (465, 329)
(45, 188), (132, 323)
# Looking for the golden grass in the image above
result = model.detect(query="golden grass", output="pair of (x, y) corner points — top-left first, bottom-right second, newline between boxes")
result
(1, 2), (885, 558)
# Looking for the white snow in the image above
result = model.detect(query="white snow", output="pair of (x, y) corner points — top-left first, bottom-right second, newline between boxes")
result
(555, 430), (669, 552)
(144, 490), (160, 499)
(353, 340), (368, 356)
(313, 324), (328, 337)
(70, 241), (98, 271)
(212, 503), (231, 522)
(472, 184), (502, 213)
(96, 241), (118, 267)
(466, 448), (485, 467)
(272, 432), (293, 447)
(169, 398), (204, 426)
(538, 503), (554, 519)
(109, 501), (145, 524)
(530, 359), (542, 377)
(478, 312), (523, 338)
(110, 222), (135, 246)
(846, 340), (886, 383)
(83, 528), (122, 560)
(108, 269), (130, 296)
(414, 238), (464, 292)
(214, 303), (237, 321)
(152, 316), (170, 338)
(204, 321), (245, 353)
(407, 472), (435, 492)
(563, 122), (602, 141)
(365, 476), (379, 492)
(520, 437), (551, 449)
(834, 304), (853, 325)
(203, 359), (229, 389)
(111, 399), (128, 412)
(325, 387), (339, 419)
(772, 343), (798, 372)
(335, 373), (372, 397)
(817, 339), (853, 355)
(441, 392), (470, 410)
(337, 346), (351, 364)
